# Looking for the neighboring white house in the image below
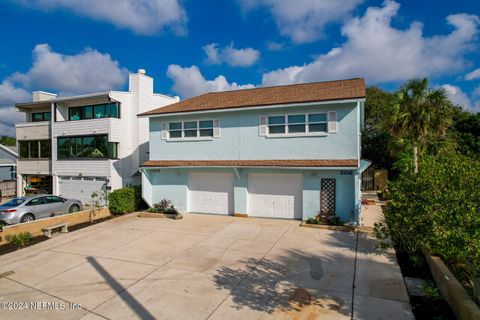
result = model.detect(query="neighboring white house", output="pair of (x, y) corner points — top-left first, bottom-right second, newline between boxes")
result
(15, 69), (178, 204)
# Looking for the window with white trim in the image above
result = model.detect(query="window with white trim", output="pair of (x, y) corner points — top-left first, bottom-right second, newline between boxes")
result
(308, 113), (328, 132)
(168, 120), (216, 139)
(267, 113), (328, 135)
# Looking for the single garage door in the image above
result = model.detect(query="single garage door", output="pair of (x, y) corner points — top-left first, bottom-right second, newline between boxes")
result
(58, 176), (107, 205)
(248, 173), (302, 219)
(188, 172), (233, 215)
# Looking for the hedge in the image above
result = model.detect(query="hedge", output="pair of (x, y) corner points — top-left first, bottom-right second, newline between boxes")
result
(381, 153), (480, 302)
(108, 188), (135, 214)
(108, 185), (147, 214)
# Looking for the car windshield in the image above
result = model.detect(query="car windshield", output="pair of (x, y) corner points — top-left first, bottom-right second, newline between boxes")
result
(1, 198), (26, 207)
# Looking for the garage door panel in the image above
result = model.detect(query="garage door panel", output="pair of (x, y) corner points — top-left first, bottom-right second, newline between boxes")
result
(248, 174), (302, 219)
(188, 173), (233, 215)
(58, 176), (107, 205)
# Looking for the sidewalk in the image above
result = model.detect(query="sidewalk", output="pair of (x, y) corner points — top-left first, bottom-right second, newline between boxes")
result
(353, 191), (413, 319)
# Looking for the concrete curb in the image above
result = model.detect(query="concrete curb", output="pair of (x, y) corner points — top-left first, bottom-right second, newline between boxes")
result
(0, 207), (110, 244)
(300, 221), (357, 233)
(300, 221), (374, 234)
(138, 212), (183, 220)
(424, 252), (480, 320)
(138, 212), (167, 218)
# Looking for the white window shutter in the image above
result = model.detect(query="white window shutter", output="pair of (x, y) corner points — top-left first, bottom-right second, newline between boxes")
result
(259, 115), (267, 136)
(161, 122), (168, 140)
(328, 111), (337, 133)
(213, 119), (220, 138)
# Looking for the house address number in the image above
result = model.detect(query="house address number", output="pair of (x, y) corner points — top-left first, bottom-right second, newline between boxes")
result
(340, 170), (353, 175)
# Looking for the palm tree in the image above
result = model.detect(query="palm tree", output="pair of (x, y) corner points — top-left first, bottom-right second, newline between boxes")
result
(388, 78), (452, 175)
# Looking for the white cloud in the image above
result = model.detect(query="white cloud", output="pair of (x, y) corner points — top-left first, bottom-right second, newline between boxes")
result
(203, 43), (260, 67)
(465, 68), (480, 81)
(265, 41), (285, 51)
(0, 81), (29, 136)
(0, 107), (26, 136)
(261, 1), (480, 86)
(238, 0), (363, 43)
(0, 80), (30, 106)
(166, 65), (255, 98)
(442, 84), (473, 110)
(11, 44), (128, 96)
(16, 0), (187, 35)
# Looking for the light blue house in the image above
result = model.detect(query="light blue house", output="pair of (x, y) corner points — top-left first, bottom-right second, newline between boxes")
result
(139, 79), (366, 223)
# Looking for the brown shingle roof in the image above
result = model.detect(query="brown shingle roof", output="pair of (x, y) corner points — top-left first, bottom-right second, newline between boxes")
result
(142, 159), (358, 168)
(140, 78), (365, 116)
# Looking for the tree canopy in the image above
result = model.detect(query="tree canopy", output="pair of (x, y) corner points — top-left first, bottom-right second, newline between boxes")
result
(0, 136), (16, 147)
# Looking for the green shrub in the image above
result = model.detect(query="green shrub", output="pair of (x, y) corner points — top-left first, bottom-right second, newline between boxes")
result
(108, 188), (135, 214)
(383, 153), (480, 301)
(6, 232), (32, 247)
(149, 199), (177, 214)
(306, 213), (344, 226)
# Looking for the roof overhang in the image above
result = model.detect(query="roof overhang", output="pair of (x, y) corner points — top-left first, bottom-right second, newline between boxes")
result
(15, 92), (112, 111)
(359, 159), (372, 173)
(0, 144), (18, 158)
(141, 159), (359, 170)
(139, 98), (365, 118)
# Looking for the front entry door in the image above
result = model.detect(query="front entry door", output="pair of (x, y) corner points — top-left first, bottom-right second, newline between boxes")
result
(320, 178), (336, 218)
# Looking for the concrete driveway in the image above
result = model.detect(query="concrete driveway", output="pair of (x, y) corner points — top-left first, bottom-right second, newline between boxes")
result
(0, 213), (412, 319)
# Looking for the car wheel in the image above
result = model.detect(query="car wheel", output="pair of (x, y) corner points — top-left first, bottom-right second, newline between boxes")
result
(20, 214), (35, 223)
(69, 204), (80, 213)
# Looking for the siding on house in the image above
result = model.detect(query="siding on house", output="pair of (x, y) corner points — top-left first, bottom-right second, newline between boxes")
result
(148, 102), (360, 161)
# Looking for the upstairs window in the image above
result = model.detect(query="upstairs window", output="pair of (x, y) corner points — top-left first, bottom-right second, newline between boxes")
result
(19, 140), (51, 159)
(68, 103), (119, 121)
(32, 112), (51, 122)
(183, 121), (198, 138)
(199, 120), (214, 137)
(268, 116), (285, 134)
(57, 135), (118, 159)
(166, 120), (217, 140)
(266, 113), (329, 136)
(287, 115), (306, 133)
(308, 113), (328, 132)
(168, 122), (182, 138)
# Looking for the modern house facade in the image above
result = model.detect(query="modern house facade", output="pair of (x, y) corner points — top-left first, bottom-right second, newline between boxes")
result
(15, 70), (178, 204)
(139, 79), (367, 223)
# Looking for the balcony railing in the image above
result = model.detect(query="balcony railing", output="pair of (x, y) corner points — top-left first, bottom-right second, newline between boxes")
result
(15, 121), (50, 128)
(16, 121), (51, 141)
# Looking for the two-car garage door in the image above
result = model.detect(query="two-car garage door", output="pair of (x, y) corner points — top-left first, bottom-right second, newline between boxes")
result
(248, 173), (302, 219)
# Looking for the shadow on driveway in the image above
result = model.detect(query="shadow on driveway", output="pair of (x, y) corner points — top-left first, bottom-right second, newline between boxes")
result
(213, 248), (352, 317)
(86, 256), (155, 320)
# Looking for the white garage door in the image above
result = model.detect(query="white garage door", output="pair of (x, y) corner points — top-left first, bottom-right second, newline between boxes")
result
(58, 176), (107, 205)
(248, 173), (302, 219)
(188, 172), (233, 215)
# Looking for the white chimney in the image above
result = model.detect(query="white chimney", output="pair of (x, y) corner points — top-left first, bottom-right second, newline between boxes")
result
(138, 68), (146, 75)
(32, 91), (57, 102)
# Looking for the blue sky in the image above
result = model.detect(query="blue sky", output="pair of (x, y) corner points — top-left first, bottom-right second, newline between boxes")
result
(0, 0), (479, 135)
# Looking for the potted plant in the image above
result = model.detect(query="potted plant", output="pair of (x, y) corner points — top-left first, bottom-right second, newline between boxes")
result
(147, 198), (183, 219)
